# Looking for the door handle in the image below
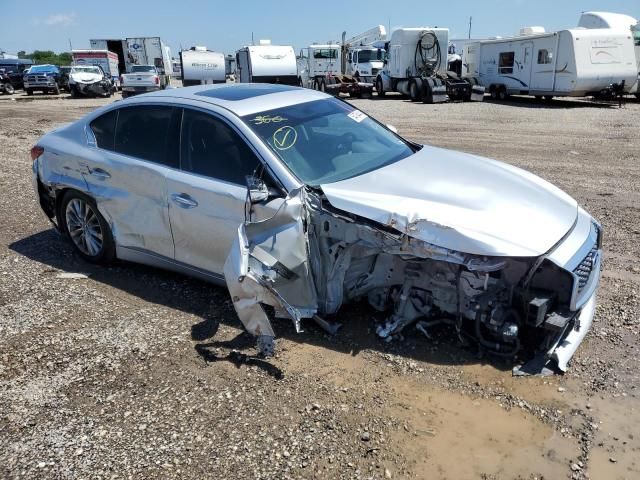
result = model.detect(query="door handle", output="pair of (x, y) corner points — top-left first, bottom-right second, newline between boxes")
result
(90, 167), (111, 179)
(171, 193), (198, 208)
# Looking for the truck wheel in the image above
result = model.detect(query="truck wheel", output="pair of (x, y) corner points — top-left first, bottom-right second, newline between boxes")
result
(53, 85), (60, 95)
(498, 88), (508, 101)
(121, 91), (129, 99)
(319, 79), (326, 93)
(544, 95), (553, 103)
(26, 89), (33, 96)
(70, 86), (77, 98)
(489, 86), (498, 99)
(409, 80), (420, 102)
(4, 84), (14, 95)
(376, 78), (385, 97)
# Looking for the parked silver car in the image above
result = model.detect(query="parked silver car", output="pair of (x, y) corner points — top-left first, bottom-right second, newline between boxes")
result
(32, 84), (601, 373)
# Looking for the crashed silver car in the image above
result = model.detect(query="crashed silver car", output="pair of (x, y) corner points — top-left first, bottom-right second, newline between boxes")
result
(31, 84), (601, 373)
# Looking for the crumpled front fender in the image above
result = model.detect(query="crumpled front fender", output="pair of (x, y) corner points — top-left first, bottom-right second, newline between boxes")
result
(223, 188), (318, 354)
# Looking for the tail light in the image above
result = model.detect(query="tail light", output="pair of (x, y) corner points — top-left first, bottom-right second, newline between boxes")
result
(31, 145), (44, 161)
(154, 75), (159, 85)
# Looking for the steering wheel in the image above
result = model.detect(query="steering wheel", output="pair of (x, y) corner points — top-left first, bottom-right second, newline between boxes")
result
(335, 132), (354, 155)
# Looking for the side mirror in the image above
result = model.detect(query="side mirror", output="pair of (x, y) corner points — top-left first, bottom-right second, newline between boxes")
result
(246, 176), (269, 204)
(386, 124), (398, 134)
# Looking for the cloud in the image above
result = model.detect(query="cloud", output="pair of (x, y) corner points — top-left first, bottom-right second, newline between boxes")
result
(33, 12), (77, 27)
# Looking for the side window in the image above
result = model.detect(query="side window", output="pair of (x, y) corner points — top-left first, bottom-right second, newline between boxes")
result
(114, 105), (180, 168)
(90, 109), (118, 150)
(498, 51), (514, 74)
(180, 109), (261, 185)
(537, 49), (552, 64)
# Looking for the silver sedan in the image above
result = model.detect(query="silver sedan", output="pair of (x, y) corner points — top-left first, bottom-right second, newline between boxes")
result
(32, 83), (601, 373)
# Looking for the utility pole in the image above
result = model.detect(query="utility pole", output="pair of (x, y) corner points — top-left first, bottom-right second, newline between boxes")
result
(468, 16), (472, 39)
(251, 32), (254, 45)
(68, 38), (73, 51)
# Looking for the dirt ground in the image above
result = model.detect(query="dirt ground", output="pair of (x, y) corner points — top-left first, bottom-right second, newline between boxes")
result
(0, 90), (639, 480)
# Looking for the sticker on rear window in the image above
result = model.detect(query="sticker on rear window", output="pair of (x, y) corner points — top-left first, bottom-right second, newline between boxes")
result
(347, 110), (367, 123)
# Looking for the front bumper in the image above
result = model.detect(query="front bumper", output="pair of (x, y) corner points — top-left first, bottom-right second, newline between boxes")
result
(543, 208), (602, 371)
(72, 81), (111, 96)
(550, 290), (597, 371)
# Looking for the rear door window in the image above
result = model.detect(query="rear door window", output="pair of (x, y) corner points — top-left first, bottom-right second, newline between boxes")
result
(180, 109), (261, 184)
(114, 105), (180, 167)
(90, 109), (118, 150)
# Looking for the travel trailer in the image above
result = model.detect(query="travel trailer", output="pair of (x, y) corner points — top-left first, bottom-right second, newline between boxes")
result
(458, 25), (637, 100)
(179, 47), (225, 86)
(578, 11), (640, 97)
(235, 41), (298, 85)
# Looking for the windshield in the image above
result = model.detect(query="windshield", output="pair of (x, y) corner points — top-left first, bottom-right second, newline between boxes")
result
(72, 66), (101, 75)
(243, 98), (415, 185)
(29, 65), (57, 73)
(357, 49), (384, 63)
(313, 48), (339, 59)
(131, 65), (155, 73)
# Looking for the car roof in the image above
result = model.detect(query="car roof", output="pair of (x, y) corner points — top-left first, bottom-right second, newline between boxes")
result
(138, 83), (328, 117)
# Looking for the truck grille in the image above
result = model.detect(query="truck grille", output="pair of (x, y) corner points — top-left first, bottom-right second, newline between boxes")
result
(26, 74), (51, 84)
(573, 241), (598, 295)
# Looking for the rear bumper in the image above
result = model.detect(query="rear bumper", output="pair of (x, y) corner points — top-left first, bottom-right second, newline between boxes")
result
(122, 85), (160, 93)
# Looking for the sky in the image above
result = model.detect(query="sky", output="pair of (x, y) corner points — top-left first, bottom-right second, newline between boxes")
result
(1, 0), (638, 57)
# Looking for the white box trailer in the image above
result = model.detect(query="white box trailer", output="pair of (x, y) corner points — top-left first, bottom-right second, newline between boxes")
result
(236, 42), (298, 85)
(578, 12), (640, 97)
(179, 48), (225, 86)
(126, 37), (172, 87)
(72, 50), (120, 88)
(464, 27), (637, 100)
(89, 39), (130, 75)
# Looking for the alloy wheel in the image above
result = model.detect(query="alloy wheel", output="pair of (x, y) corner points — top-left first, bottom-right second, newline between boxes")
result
(65, 198), (104, 256)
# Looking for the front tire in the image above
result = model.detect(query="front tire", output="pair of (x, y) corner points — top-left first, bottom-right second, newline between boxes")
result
(376, 77), (385, 97)
(60, 191), (115, 264)
(26, 88), (33, 96)
(3, 84), (14, 95)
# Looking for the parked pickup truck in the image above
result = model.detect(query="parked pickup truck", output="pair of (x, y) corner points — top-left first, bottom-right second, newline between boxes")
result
(120, 65), (163, 98)
(23, 64), (62, 95)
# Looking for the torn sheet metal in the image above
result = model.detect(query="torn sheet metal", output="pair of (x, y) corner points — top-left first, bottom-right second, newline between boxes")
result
(224, 188), (318, 353)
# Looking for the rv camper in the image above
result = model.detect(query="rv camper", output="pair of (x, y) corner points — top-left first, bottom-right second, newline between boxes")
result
(578, 11), (640, 97)
(179, 47), (225, 86)
(460, 25), (637, 100)
(235, 41), (298, 85)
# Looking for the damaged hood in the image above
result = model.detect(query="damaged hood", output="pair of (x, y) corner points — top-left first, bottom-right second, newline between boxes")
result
(320, 145), (578, 257)
(70, 72), (103, 84)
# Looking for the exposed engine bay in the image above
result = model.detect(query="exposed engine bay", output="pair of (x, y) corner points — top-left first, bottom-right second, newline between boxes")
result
(225, 186), (601, 374)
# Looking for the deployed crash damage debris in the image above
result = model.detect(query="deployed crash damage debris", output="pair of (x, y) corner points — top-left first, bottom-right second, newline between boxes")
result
(225, 181), (602, 374)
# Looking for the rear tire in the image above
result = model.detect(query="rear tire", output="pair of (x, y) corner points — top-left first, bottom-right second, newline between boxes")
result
(26, 88), (33, 96)
(544, 95), (553, 103)
(498, 88), (508, 101)
(59, 190), (115, 264)
(53, 85), (60, 95)
(319, 78), (326, 93)
(409, 80), (420, 102)
(4, 84), (14, 95)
